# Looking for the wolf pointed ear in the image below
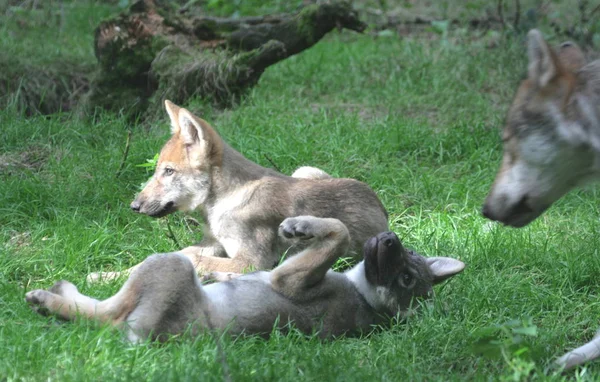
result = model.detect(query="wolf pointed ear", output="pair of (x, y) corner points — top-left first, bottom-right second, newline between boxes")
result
(426, 257), (465, 284)
(164, 100), (182, 135)
(527, 29), (563, 88)
(178, 109), (206, 145)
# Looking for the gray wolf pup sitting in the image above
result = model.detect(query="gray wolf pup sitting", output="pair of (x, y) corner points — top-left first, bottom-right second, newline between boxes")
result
(27, 216), (464, 341)
(89, 101), (388, 282)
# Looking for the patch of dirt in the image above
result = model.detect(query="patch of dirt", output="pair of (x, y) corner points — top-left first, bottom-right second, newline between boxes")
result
(0, 145), (50, 175)
(398, 105), (440, 127)
(7, 231), (32, 249)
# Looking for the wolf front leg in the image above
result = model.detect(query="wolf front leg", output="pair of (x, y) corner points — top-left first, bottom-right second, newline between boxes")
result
(87, 237), (226, 283)
(192, 248), (273, 282)
(195, 227), (283, 281)
(270, 216), (350, 300)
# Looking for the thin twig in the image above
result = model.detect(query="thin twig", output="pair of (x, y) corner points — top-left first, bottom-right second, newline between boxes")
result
(115, 130), (132, 178)
(590, 3), (600, 18)
(377, 0), (391, 28)
(513, 0), (521, 31)
(165, 217), (181, 248)
(497, 0), (505, 29)
(264, 154), (281, 172)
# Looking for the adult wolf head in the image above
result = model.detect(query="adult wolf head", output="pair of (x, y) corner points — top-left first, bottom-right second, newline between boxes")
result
(482, 30), (599, 227)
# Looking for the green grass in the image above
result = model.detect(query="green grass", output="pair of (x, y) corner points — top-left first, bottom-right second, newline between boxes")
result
(3, 3), (600, 380)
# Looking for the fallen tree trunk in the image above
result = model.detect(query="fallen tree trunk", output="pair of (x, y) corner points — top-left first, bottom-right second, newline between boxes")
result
(81, 0), (366, 117)
(1, 1), (365, 117)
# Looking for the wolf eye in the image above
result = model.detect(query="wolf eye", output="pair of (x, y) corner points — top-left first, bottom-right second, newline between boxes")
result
(164, 167), (175, 176)
(399, 272), (414, 288)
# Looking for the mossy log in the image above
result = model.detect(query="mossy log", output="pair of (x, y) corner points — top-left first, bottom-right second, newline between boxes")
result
(83, 0), (366, 116)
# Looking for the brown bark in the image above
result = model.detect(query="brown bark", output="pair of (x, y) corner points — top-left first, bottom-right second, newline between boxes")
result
(83, 0), (366, 117)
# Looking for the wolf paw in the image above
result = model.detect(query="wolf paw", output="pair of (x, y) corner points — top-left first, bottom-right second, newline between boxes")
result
(279, 216), (338, 241)
(25, 290), (52, 316)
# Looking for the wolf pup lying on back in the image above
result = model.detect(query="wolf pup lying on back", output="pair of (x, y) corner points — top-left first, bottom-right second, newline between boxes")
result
(27, 216), (464, 341)
(88, 101), (388, 282)
(482, 30), (600, 369)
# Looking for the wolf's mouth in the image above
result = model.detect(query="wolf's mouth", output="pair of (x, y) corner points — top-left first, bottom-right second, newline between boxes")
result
(147, 201), (177, 218)
(500, 204), (550, 228)
(483, 195), (550, 228)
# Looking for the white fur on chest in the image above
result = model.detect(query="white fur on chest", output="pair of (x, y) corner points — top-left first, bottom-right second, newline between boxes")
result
(207, 184), (257, 258)
(345, 262), (379, 309)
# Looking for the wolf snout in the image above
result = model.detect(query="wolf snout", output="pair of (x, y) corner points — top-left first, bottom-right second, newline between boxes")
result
(510, 195), (533, 216)
(482, 194), (537, 227)
(377, 231), (399, 248)
(481, 203), (494, 221)
(130, 200), (142, 213)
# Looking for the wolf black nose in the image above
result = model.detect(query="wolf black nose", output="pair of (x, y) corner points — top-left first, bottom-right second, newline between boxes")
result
(380, 231), (397, 247)
(481, 203), (495, 220)
(130, 201), (141, 212)
(510, 195), (533, 216)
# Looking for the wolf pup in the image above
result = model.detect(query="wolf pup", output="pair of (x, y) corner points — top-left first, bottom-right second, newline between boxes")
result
(482, 30), (600, 369)
(482, 29), (596, 228)
(88, 101), (388, 282)
(27, 216), (464, 341)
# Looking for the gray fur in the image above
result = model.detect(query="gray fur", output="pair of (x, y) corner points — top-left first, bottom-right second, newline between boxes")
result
(483, 31), (600, 228)
(482, 30), (600, 370)
(27, 216), (464, 341)
(88, 102), (388, 282)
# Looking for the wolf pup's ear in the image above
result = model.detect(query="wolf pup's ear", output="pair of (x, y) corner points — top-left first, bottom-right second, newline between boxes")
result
(164, 100), (182, 135)
(426, 257), (465, 284)
(178, 109), (206, 145)
(527, 29), (563, 88)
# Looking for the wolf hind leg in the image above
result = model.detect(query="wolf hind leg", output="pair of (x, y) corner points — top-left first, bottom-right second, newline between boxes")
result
(556, 329), (600, 369)
(49, 280), (100, 305)
(271, 216), (349, 300)
(26, 277), (141, 325)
